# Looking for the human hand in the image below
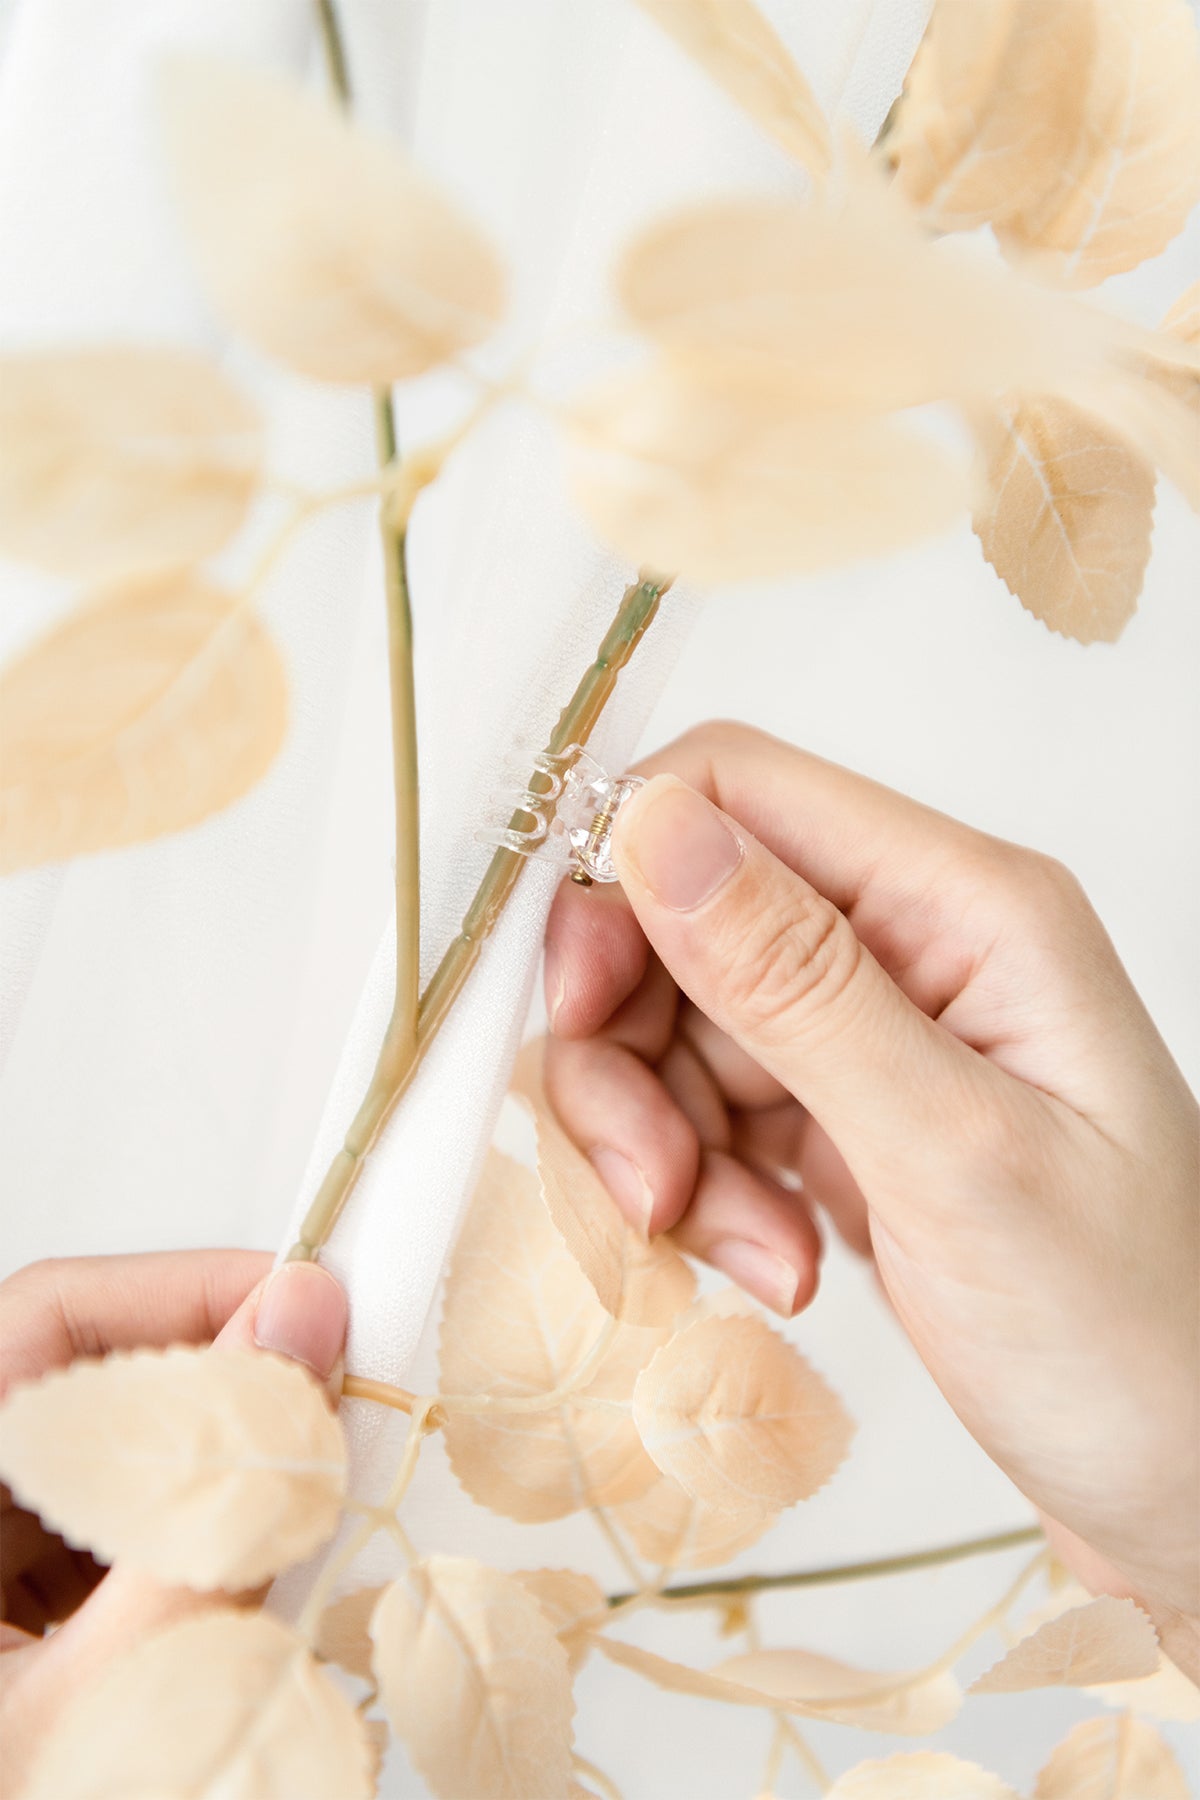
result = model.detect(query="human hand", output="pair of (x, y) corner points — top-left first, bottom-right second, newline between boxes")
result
(542, 722), (1199, 1674)
(0, 1249), (348, 1785)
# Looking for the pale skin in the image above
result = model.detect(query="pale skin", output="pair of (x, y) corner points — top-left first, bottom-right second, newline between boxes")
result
(543, 722), (1199, 1679)
(0, 720), (1196, 1768)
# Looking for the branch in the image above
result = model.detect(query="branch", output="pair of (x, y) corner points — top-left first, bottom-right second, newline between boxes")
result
(288, 571), (670, 1257)
(606, 1525), (1044, 1609)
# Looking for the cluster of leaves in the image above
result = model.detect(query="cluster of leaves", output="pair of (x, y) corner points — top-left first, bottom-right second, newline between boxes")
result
(1, 1041), (1197, 1795)
(3, 0), (1199, 877)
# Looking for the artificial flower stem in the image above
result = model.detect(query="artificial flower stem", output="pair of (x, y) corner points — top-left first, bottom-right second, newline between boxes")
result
(287, 572), (671, 1259)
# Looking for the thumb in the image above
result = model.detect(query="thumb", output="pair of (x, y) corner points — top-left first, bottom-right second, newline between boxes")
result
(612, 775), (983, 1188)
(213, 1260), (348, 1404)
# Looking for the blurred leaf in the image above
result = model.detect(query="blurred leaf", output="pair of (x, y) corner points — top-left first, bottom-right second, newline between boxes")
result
(1034, 1715), (1190, 1799)
(972, 396), (1156, 642)
(970, 1597), (1159, 1694)
(631, 1312), (853, 1511)
(513, 1042), (695, 1326)
(22, 1610), (373, 1800)
(0, 345), (260, 578)
(1089, 1653), (1200, 1722)
(371, 1556), (574, 1800)
(0, 571), (287, 874)
(615, 1467), (777, 1570)
(0, 1347), (344, 1589)
(568, 351), (969, 583)
(631, 0), (831, 175)
(515, 1568), (606, 1674)
(161, 58), (506, 383)
(826, 1753), (1021, 1798)
(892, 0), (1200, 286)
(316, 1584), (386, 1683)
(713, 1648), (962, 1734)
(439, 1150), (661, 1521)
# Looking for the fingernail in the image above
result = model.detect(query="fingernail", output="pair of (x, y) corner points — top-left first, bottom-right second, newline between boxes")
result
(620, 779), (742, 912)
(590, 1147), (656, 1237)
(707, 1239), (799, 1318)
(544, 942), (566, 1032)
(253, 1263), (348, 1379)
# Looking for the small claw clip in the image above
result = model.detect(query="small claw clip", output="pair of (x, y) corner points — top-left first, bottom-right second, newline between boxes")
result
(477, 747), (644, 887)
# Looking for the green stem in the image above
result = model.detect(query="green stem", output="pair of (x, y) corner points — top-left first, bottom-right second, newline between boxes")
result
(314, 0), (353, 107)
(288, 572), (670, 1259)
(606, 1525), (1043, 1609)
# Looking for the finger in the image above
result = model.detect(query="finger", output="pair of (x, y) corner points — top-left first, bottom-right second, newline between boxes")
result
(545, 878), (648, 1037)
(670, 1149), (822, 1318)
(0, 1250), (272, 1400)
(612, 776), (1000, 1197)
(544, 1035), (698, 1235)
(214, 1261), (348, 1402)
(679, 1003), (791, 1109)
(730, 1104), (873, 1258)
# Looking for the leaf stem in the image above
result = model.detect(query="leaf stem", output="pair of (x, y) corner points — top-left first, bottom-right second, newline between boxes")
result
(287, 571), (670, 1259)
(606, 1525), (1044, 1609)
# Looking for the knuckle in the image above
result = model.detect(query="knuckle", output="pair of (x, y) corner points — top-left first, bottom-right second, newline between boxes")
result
(720, 892), (860, 1043)
(0, 1256), (69, 1302)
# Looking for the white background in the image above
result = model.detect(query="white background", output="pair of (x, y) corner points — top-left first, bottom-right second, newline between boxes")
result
(0, 0), (1197, 1793)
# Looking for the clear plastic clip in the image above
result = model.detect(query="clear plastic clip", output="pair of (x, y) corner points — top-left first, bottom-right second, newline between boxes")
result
(477, 747), (644, 887)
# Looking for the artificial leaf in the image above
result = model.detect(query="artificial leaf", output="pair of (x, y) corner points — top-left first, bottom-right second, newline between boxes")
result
(1034, 1715), (1190, 1800)
(22, 1609), (373, 1800)
(891, 0), (1200, 286)
(0, 1346), (344, 1589)
(972, 397), (1156, 642)
(630, 0), (831, 176)
(890, 0), (1102, 234)
(1090, 1654), (1200, 1722)
(614, 1468), (778, 1570)
(0, 571), (288, 875)
(161, 58), (506, 384)
(515, 1568), (607, 1674)
(439, 1149), (661, 1521)
(995, 0), (1200, 287)
(615, 175), (1145, 417)
(631, 1312), (853, 1510)
(316, 1584), (386, 1682)
(970, 1596), (1159, 1694)
(825, 1753), (1021, 1799)
(0, 345), (261, 578)
(1162, 280), (1200, 345)
(513, 1042), (696, 1326)
(713, 1648), (962, 1735)
(371, 1556), (574, 1800)
(568, 351), (969, 583)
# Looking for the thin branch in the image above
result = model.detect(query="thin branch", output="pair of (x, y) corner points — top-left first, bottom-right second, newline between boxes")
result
(288, 571), (670, 1258)
(606, 1524), (1044, 1608)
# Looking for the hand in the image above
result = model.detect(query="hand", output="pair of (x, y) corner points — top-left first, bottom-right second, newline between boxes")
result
(543, 722), (1199, 1674)
(0, 1249), (349, 1784)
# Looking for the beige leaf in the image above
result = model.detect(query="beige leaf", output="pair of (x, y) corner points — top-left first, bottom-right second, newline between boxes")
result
(1034, 1715), (1190, 1800)
(515, 1568), (607, 1674)
(371, 1556), (574, 1800)
(631, 1312), (853, 1511)
(1162, 279), (1200, 344)
(713, 1648), (962, 1735)
(439, 1149), (661, 1521)
(997, 0), (1200, 287)
(161, 58), (506, 384)
(630, 0), (831, 176)
(972, 396), (1156, 642)
(826, 1753), (1021, 1799)
(316, 1585), (386, 1682)
(615, 176), (1137, 417)
(970, 1596), (1159, 1694)
(0, 571), (288, 875)
(594, 1634), (782, 1706)
(568, 352), (969, 583)
(892, 0), (1200, 286)
(0, 1346), (344, 1589)
(513, 1042), (696, 1326)
(890, 0), (1102, 235)
(22, 1609), (373, 1800)
(614, 1468), (778, 1570)
(1089, 1653), (1200, 1722)
(0, 345), (261, 579)
(1144, 280), (1200, 463)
